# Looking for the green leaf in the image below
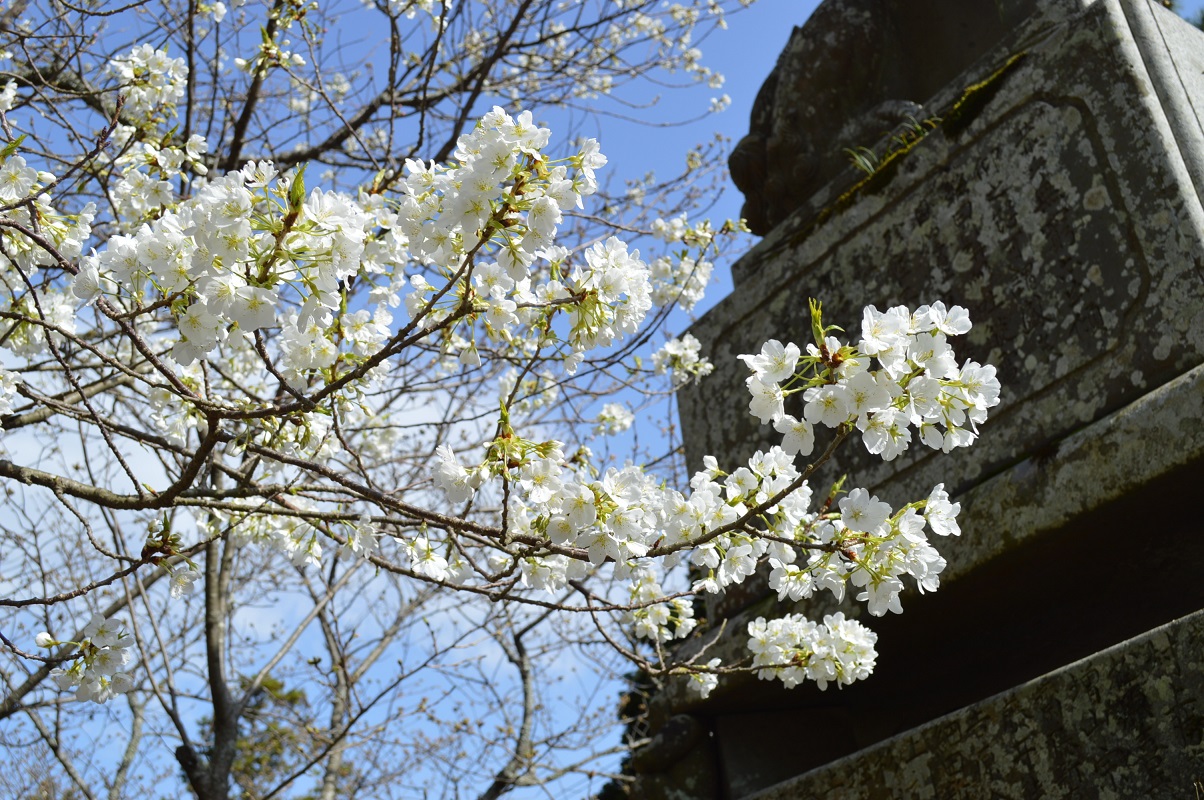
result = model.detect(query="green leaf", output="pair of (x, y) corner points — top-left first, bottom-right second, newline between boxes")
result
(0, 134), (28, 161)
(288, 163), (307, 211)
(809, 298), (825, 346)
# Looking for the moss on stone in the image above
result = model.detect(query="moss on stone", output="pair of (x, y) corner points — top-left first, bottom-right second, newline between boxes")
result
(779, 50), (1029, 253)
(941, 51), (1029, 136)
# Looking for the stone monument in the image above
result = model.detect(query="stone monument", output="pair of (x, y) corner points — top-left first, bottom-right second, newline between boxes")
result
(621, 0), (1204, 796)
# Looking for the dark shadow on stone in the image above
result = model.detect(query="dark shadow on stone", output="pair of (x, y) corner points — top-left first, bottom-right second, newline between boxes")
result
(696, 455), (1204, 798)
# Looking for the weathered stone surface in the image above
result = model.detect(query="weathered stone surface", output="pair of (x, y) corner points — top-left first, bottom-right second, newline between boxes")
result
(746, 607), (1204, 800)
(729, 0), (1038, 235)
(628, 718), (720, 800)
(1120, 0), (1204, 201)
(944, 356), (1204, 585)
(633, 0), (1204, 797)
(686, 0), (1204, 540)
(630, 714), (706, 773)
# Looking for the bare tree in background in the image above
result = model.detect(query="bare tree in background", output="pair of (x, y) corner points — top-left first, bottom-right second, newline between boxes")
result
(0, 0), (746, 796)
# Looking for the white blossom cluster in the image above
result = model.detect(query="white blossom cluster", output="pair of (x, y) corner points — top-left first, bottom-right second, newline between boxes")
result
(649, 253), (712, 311)
(626, 565), (697, 643)
(766, 484), (960, 618)
(594, 402), (635, 435)
(39, 615), (136, 704)
(648, 214), (717, 311)
(436, 443), (666, 568)
(108, 128), (210, 219)
(716, 302), (996, 691)
(0, 80), (17, 115)
(0, 154), (38, 203)
(0, 369), (20, 415)
(651, 333), (714, 387)
(1, 77), (998, 707)
(747, 612), (877, 690)
(0, 150), (93, 357)
(69, 104), (720, 404)
(746, 302), (1000, 461)
(107, 44), (188, 120)
(78, 160), (376, 372)
(686, 657), (723, 697)
(425, 301), (999, 698)
(684, 447), (811, 596)
(430, 301), (996, 698)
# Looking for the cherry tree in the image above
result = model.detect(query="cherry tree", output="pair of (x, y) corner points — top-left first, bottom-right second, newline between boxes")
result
(0, 1), (999, 798)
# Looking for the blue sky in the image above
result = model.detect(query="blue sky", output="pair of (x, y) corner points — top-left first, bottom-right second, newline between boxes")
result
(596, 0), (819, 291)
(545, 0), (821, 365)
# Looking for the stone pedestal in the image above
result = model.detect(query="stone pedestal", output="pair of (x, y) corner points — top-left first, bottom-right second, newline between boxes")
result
(628, 0), (1204, 796)
(748, 606), (1204, 800)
